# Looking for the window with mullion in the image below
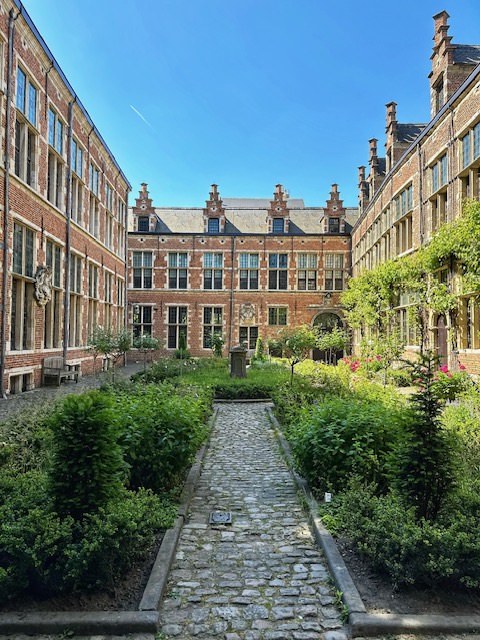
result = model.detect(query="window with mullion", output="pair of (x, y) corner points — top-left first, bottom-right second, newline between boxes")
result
(474, 123), (480, 160)
(239, 253), (259, 290)
(268, 307), (287, 326)
(268, 253), (288, 290)
(167, 306), (188, 349)
(133, 305), (153, 338)
(168, 253), (188, 289)
(203, 306), (223, 348)
(132, 251), (153, 289)
(203, 253), (223, 289)
(462, 133), (471, 169)
(239, 326), (258, 350)
(16, 68), (37, 126)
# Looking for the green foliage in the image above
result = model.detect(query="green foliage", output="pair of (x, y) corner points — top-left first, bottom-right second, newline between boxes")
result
(0, 401), (55, 474)
(252, 336), (266, 362)
(321, 482), (480, 589)
(174, 347), (191, 360)
(210, 332), (224, 357)
(277, 325), (317, 385)
(289, 392), (405, 494)
(47, 392), (126, 519)
(62, 488), (174, 593)
(113, 383), (210, 493)
(391, 352), (455, 521)
(0, 469), (174, 599)
(315, 326), (349, 364)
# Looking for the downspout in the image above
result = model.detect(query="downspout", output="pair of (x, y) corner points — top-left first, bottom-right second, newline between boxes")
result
(124, 186), (129, 361)
(228, 235), (236, 351)
(1, 8), (20, 399)
(62, 97), (76, 363)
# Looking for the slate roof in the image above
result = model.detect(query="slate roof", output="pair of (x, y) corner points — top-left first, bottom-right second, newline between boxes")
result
(453, 45), (480, 65)
(146, 202), (359, 235)
(396, 123), (427, 144)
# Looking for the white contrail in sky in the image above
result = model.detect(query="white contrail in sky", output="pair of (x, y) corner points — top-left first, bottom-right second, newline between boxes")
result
(130, 104), (153, 129)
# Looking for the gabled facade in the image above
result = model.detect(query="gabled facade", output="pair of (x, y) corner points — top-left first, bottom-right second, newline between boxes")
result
(0, 1), (130, 395)
(351, 11), (480, 373)
(128, 184), (357, 358)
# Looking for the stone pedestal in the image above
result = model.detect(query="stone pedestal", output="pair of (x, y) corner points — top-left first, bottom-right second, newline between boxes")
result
(230, 345), (247, 378)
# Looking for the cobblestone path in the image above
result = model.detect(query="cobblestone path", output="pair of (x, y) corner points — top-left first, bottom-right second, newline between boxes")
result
(159, 402), (348, 640)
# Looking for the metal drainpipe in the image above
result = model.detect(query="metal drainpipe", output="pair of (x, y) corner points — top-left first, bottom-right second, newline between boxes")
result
(62, 98), (76, 363)
(228, 235), (236, 351)
(0, 9), (20, 399)
(124, 186), (129, 365)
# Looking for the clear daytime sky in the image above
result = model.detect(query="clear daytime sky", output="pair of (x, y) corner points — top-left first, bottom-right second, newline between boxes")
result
(24, 1), (480, 208)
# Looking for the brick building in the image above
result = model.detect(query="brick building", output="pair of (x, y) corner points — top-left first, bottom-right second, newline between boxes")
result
(352, 11), (480, 373)
(0, 1), (130, 395)
(128, 183), (357, 358)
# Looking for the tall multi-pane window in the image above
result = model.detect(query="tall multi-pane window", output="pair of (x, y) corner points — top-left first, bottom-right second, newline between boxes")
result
(88, 194), (99, 237)
(133, 252), (153, 288)
(15, 68), (37, 187)
(11, 223), (35, 350)
(297, 254), (317, 290)
(239, 326), (258, 350)
(133, 305), (152, 338)
(268, 253), (288, 290)
(89, 163), (100, 195)
(71, 138), (83, 178)
(47, 108), (64, 209)
(203, 307), (223, 348)
(268, 307), (287, 326)
(71, 176), (83, 224)
(104, 272), (113, 329)
(69, 254), (82, 347)
(432, 155), (447, 193)
(462, 133), (471, 169)
(87, 263), (99, 339)
(117, 199), (126, 260)
(325, 254), (344, 291)
(44, 240), (62, 349)
(168, 252), (188, 289)
(239, 254), (259, 290)
(117, 277), (125, 330)
(138, 216), (149, 232)
(474, 123), (480, 161)
(203, 253), (223, 289)
(168, 306), (187, 349)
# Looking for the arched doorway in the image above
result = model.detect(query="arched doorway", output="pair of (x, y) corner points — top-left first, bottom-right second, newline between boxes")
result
(436, 314), (448, 365)
(313, 312), (344, 363)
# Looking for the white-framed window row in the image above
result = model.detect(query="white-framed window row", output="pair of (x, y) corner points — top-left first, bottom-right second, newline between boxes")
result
(47, 106), (65, 210)
(15, 66), (38, 189)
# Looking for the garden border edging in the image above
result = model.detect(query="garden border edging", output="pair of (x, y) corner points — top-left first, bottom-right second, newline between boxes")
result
(266, 406), (480, 638)
(0, 407), (218, 635)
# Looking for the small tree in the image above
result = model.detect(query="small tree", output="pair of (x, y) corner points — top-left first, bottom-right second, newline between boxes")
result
(315, 326), (349, 365)
(210, 332), (224, 358)
(253, 336), (266, 362)
(279, 325), (317, 386)
(391, 351), (455, 521)
(88, 327), (131, 381)
(134, 334), (160, 371)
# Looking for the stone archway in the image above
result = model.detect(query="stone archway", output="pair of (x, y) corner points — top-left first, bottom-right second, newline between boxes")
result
(312, 312), (344, 363)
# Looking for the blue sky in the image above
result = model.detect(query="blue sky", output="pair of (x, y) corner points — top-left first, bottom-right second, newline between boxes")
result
(25, 1), (480, 208)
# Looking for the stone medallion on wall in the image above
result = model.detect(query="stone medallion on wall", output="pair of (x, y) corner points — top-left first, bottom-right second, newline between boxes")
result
(239, 303), (256, 325)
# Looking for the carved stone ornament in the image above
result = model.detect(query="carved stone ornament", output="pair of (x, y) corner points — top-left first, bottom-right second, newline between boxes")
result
(239, 303), (255, 323)
(34, 266), (53, 306)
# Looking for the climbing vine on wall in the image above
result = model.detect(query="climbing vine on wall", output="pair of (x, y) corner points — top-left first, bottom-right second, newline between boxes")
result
(342, 200), (480, 349)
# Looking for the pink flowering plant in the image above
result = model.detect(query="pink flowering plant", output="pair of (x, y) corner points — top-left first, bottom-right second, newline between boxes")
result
(430, 362), (471, 402)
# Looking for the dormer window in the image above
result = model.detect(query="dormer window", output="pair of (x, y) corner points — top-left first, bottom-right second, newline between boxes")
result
(208, 218), (220, 234)
(328, 217), (340, 233)
(138, 216), (149, 232)
(272, 218), (285, 234)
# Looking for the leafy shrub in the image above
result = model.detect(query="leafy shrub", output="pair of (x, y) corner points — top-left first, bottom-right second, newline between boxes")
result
(0, 470), (174, 599)
(289, 393), (405, 494)
(386, 368), (412, 387)
(271, 380), (322, 431)
(321, 483), (480, 589)
(63, 488), (174, 593)
(441, 386), (480, 493)
(47, 391), (126, 518)
(0, 401), (55, 474)
(114, 383), (210, 493)
(431, 364), (472, 401)
(131, 357), (199, 383)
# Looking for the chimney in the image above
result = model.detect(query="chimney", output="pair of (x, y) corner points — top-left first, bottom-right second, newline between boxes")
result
(358, 166), (369, 212)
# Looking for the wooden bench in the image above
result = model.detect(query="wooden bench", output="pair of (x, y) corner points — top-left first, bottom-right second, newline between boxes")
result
(42, 357), (80, 386)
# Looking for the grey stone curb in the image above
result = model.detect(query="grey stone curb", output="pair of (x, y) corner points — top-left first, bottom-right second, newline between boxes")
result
(0, 407), (218, 635)
(267, 406), (480, 638)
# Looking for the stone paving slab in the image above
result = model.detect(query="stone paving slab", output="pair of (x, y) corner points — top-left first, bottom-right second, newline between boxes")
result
(158, 402), (348, 640)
